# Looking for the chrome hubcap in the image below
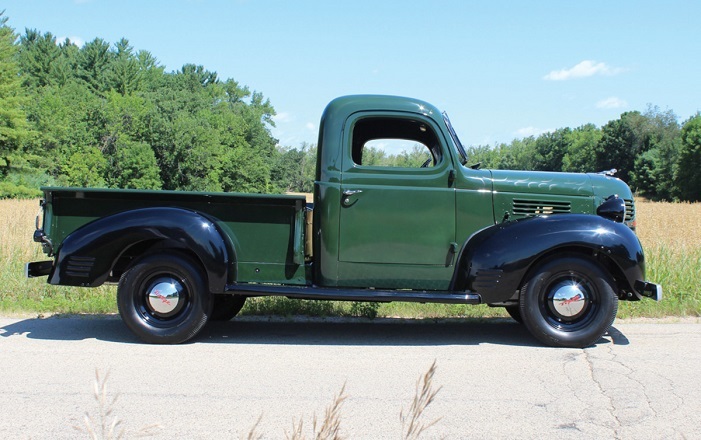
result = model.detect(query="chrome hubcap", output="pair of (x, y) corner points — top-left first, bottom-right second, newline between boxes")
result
(550, 281), (588, 319)
(146, 277), (183, 315)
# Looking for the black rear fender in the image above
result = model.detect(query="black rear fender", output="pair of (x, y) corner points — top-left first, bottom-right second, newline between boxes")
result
(451, 214), (644, 303)
(48, 207), (236, 292)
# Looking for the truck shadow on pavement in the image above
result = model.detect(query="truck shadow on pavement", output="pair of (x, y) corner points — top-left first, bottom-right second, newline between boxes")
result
(0, 315), (629, 347)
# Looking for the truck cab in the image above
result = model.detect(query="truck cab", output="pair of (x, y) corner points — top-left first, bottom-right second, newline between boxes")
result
(27, 95), (661, 347)
(314, 97), (485, 289)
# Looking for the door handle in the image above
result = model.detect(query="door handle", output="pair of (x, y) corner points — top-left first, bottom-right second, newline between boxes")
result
(342, 189), (363, 206)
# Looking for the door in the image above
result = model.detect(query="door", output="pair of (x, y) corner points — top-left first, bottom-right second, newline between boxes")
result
(337, 113), (456, 288)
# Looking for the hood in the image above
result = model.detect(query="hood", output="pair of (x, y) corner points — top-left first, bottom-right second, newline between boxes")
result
(587, 172), (634, 201)
(490, 170), (594, 197)
(487, 169), (635, 222)
(489, 170), (633, 200)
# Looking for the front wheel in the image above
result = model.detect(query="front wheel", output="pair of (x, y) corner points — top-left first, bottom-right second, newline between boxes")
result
(519, 256), (618, 348)
(117, 253), (212, 344)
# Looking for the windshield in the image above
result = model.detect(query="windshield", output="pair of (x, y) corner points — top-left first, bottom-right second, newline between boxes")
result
(442, 112), (468, 166)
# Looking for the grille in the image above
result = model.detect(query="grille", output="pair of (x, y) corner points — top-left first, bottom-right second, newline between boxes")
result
(512, 199), (571, 217)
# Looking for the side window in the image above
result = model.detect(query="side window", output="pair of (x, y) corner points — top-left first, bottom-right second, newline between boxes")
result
(352, 117), (442, 168)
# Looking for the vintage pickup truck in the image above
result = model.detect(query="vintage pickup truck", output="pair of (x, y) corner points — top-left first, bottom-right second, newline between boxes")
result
(27, 95), (661, 347)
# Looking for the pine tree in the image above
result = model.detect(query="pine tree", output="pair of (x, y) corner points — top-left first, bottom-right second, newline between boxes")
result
(0, 12), (30, 173)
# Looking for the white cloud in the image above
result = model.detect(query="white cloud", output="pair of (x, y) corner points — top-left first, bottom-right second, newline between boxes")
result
(57, 36), (85, 47)
(543, 60), (624, 81)
(515, 127), (553, 138)
(596, 97), (628, 109)
(305, 122), (316, 131)
(272, 112), (293, 124)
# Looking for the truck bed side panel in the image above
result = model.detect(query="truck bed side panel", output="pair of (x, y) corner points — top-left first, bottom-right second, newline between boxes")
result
(44, 188), (307, 285)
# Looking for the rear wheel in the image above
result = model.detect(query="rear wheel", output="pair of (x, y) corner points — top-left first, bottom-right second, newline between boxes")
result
(117, 253), (212, 344)
(519, 256), (618, 348)
(210, 295), (247, 321)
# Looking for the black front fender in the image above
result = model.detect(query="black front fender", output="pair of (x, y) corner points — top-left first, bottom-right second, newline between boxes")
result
(48, 207), (235, 292)
(451, 214), (645, 303)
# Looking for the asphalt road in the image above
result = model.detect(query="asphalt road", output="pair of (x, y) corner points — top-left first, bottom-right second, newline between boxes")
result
(1, 315), (699, 439)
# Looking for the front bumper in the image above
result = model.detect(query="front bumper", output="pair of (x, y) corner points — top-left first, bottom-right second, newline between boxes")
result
(635, 280), (663, 301)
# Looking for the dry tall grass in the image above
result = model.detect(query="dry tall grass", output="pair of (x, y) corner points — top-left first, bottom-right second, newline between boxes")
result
(624, 201), (701, 317)
(635, 201), (701, 254)
(0, 199), (44, 266)
(73, 369), (161, 439)
(0, 199), (116, 314)
(287, 384), (347, 440)
(0, 199), (50, 309)
(400, 360), (442, 440)
(72, 364), (440, 439)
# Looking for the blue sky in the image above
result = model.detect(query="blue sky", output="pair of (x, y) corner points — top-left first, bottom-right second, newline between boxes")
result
(5, 0), (700, 148)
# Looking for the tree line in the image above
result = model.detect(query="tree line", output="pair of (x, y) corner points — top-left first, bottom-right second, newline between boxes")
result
(465, 109), (701, 202)
(0, 13), (293, 197)
(276, 107), (701, 202)
(0, 13), (699, 201)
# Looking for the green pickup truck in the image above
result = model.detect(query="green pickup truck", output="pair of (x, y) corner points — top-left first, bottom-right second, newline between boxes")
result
(27, 95), (661, 347)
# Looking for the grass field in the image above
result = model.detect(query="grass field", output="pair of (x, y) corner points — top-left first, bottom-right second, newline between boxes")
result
(0, 198), (698, 318)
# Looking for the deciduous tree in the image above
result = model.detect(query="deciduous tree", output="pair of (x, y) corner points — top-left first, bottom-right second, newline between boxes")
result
(675, 115), (701, 202)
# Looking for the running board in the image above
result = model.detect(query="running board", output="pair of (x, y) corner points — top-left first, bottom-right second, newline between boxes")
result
(225, 284), (481, 304)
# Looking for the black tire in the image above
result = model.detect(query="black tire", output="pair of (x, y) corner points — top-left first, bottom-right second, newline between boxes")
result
(117, 253), (212, 344)
(505, 305), (523, 323)
(519, 255), (618, 348)
(209, 295), (247, 321)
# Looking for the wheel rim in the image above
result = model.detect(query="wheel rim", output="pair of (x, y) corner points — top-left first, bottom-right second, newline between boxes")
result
(137, 274), (190, 325)
(540, 272), (598, 332)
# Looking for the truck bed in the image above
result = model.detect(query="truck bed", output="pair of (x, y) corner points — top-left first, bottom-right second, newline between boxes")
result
(40, 187), (309, 285)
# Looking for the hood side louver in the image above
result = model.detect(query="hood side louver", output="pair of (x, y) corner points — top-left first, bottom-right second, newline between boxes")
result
(512, 199), (572, 217)
(624, 199), (635, 222)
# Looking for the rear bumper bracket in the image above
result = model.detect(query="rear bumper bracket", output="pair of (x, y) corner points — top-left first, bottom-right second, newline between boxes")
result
(26, 260), (53, 278)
